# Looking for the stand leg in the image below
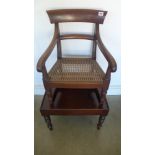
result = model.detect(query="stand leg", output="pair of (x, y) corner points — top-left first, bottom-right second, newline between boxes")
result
(97, 115), (106, 129)
(44, 116), (53, 130)
(99, 88), (106, 108)
(46, 89), (53, 106)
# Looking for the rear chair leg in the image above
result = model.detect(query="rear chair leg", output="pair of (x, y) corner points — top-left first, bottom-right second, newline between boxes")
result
(44, 116), (53, 130)
(97, 115), (106, 129)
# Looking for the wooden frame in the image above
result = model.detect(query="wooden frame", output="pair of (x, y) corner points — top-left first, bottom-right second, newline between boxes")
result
(36, 9), (117, 130)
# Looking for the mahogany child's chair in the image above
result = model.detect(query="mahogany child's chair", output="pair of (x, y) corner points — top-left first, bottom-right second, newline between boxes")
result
(37, 9), (117, 130)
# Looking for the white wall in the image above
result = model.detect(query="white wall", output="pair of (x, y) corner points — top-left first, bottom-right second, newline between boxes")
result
(34, 0), (121, 95)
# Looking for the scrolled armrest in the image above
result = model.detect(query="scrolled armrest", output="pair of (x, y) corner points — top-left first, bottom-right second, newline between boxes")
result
(37, 33), (57, 72)
(96, 29), (117, 72)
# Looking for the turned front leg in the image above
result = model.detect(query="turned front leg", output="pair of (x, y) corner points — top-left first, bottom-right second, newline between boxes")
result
(44, 116), (53, 130)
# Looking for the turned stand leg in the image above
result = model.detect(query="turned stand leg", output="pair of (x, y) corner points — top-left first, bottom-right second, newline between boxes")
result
(99, 88), (106, 108)
(46, 89), (53, 106)
(44, 116), (53, 130)
(97, 115), (106, 129)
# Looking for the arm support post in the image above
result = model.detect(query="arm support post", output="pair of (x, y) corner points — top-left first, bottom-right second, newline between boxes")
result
(96, 24), (117, 73)
(37, 25), (58, 77)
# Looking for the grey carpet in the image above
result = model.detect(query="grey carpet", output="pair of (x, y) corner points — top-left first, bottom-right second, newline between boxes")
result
(34, 95), (121, 155)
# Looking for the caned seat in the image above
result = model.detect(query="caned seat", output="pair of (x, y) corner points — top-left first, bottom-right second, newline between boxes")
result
(48, 58), (105, 84)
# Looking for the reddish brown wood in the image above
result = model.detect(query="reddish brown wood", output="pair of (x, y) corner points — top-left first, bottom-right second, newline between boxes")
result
(96, 24), (117, 72)
(46, 89), (53, 106)
(47, 9), (107, 24)
(55, 23), (62, 59)
(92, 24), (97, 60)
(97, 115), (106, 129)
(40, 89), (109, 116)
(60, 34), (94, 40)
(44, 82), (104, 89)
(36, 9), (117, 130)
(36, 24), (57, 73)
(44, 116), (53, 130)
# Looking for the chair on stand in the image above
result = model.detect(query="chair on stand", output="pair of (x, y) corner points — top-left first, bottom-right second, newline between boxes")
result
(37, 9), (117, 130)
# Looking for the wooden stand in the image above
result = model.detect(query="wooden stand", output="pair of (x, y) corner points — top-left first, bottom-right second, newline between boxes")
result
(40, 88), (109, 130)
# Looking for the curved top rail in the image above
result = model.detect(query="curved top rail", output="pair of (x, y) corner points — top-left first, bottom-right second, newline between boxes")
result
(47, 9), (107, 24)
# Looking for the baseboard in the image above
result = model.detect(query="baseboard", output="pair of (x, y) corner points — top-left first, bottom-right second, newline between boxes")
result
(34, 84), (121, 95)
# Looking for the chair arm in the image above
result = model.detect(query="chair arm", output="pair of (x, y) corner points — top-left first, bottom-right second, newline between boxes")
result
(37, 34), (57, 72)
(96, 32), (117, 72)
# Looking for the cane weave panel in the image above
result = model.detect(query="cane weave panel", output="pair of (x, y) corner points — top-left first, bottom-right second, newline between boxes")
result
(48, 58), (105, 84)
